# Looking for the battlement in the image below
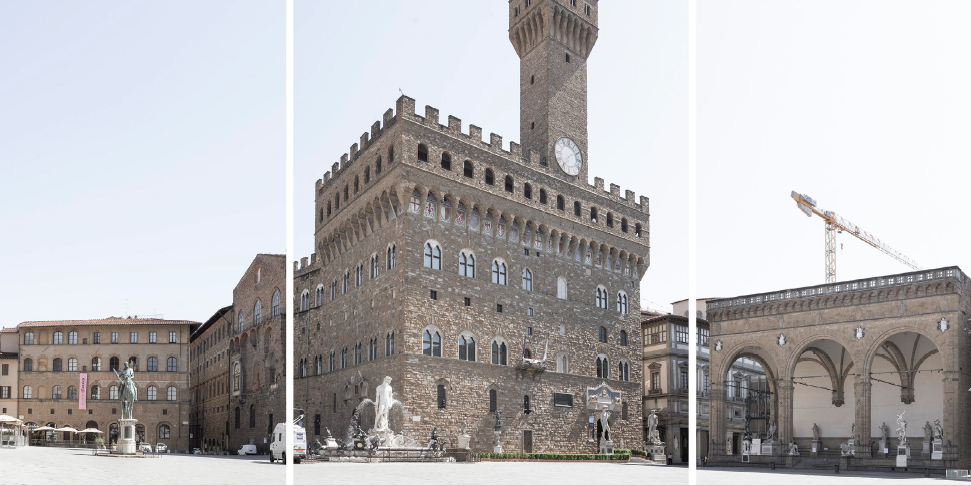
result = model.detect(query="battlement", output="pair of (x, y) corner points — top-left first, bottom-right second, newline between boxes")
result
(318, 95), (647, 214)
(293, 253), (319, 278)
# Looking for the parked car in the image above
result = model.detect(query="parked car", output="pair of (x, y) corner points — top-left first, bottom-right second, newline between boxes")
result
(139, 443), (153, 453)
(270, 417), (306, 463)
(192, 447), (202, 455)
(155, 443), (168, 454)
(238, 444), (257, 455)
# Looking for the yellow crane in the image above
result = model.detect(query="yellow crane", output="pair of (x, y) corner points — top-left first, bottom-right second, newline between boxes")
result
(791, 191), (921, 283)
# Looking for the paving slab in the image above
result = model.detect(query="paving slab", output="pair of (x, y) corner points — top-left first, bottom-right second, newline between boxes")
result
(697, 467), (959, 485)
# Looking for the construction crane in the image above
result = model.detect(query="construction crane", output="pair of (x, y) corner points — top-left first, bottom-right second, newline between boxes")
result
(791, 191), (921, 283)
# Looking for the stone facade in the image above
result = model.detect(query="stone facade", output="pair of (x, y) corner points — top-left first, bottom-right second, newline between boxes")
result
(227, 254), (286, 453)
(296, 0), (649, 454)
(15, 317), (196, 451)
(706, 267), (971, 469)
(641, 312), (691, 463)
(1, 328), (19, 418)
(189, 305), (233, 452)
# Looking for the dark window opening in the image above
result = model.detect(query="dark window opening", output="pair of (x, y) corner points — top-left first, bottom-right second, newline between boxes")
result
(417, 143), (428, 162)
(441, 152), (451, 170)
(463, 161), (474, 178)
(556, 195), (564, 211)
(524, 183), (532, 200)
(574, 201), (581, 216)
(437, 385), (446, 409)
(504, 175), (513, 193)
(485, 169), (494, 186)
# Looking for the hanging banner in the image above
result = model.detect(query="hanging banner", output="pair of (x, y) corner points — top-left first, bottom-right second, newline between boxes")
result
(79, 373), (87, 410)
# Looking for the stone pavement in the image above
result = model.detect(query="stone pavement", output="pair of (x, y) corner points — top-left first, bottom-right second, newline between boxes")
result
(295, 461), (687, 485)
(0, 446), (284, 485)
(697, 467), (958, 485)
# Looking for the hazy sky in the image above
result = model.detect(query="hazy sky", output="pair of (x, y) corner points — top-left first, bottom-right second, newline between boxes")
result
(0, 2), (284, 326)
(698, 0), (971, 300)
(294, 1), (688, 313)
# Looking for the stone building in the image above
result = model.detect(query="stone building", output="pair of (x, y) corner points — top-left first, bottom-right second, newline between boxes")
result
(188, 305), (232, 451)
(706, 267), (971, 469)
(1, 328), (19, 417)
(14, 317), (196, 450)
(225, 254), (286, 453)
(295, 0), (650, 453)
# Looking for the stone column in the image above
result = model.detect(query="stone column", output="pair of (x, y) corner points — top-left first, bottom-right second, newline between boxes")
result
(708, 382), (727, 457)
(777, 379), (794, 444)
(853, 376), (872, 457)
(942, 370), (960, 465)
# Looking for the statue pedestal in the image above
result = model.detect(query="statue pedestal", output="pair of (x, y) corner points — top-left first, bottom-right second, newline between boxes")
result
(761, 439), (781, 456)
(750, 438), (762, 455)
(493, 431), (502, 453)
(647, 443), (666, 463)
(323, 437), (338, 449)
(896, 445), (910, 467)
(931, 439), (943, 460)
(878, 440), (888, 455)
(810, 439), (820, 457)
(118, 418), (138, 454)
(599, 440), (614, 455)
(921, 440), (930, 458)
(457, 434), (470, 450)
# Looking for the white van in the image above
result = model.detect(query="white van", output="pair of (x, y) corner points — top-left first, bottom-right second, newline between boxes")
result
(269, 418), (306, 464)
(238, 444), (257, 455)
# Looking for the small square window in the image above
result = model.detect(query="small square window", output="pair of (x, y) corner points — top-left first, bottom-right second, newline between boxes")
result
(464, 297), (471, 307)
(163, 409), (167, 415)
(50, 409), (55, 415)
(88, 410), (92, 415)
(112, 408), (116, 415)
(430, 290), (438, 300)
(566, 53), (571, 63)
(27, 408), (32, 415)
(524, 248), (529, 256)
(527, 327), (533, 336)
(497, 304), (503, 313)
(68, 409), (72, 415)
(528, 308), (534, 316)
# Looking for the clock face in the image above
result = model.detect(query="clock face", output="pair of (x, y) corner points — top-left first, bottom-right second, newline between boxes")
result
(554, 137), (582, 176)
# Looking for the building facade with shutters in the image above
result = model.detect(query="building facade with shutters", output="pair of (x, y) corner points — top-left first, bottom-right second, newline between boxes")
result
(188, 305), (233, 452)
(294, 0), (650, 453)
(14, 317), (195, 451)
(1, 328), (19, 419)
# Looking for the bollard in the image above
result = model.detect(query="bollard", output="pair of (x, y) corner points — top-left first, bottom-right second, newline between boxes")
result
(771, 462), (776, 470)
(834, 464), (840, 474)
(925, 468), (930, 478)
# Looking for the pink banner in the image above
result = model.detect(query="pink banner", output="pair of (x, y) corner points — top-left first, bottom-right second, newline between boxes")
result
(79, 373), (87, 410)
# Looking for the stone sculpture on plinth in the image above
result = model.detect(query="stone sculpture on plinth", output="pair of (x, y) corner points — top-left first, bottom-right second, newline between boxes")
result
(811, 423), (821, 457)
(879, 422), (890, 454)
(598, 406), (614, 454)
(645, 409), (665, 461)
(895, 411), (910, 466)
(493, 411), (502, 453)
(113, 361), (138, 454)
(931, 419), (943, 460)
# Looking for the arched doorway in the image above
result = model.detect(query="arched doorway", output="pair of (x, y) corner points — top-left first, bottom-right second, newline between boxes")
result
(135, 424), (146, 444)
(789, 338), (857, 452)
(109, 423), (119, 446)
(710, 344), (777, 458)
(85, 420), (99, 445)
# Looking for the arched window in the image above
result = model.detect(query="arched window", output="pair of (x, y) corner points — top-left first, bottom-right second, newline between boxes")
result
(635, 223), (642, 237)
(68, 331), (78, 344)
(596, 286), (607, 309)
(417, 143), (428, 162)
(90, 385), (100, 400)
(147, 386), (158, 401)
(159, 424), (170, 439)
(459, 251), (475, 278)
(574, 201), (581, 216)
(557, 276), (568, 300)
(523, 183), (532, 199)
(463, 160), (474, 178)
(300, 359), (307, 377)
(364, 166), (370, 183)
(441, 152), (451, 170)
(300, 290), (310, 311)
(621, 218), (629, 233)
(492, 259), (507, 285)
(344, 184), (349, 201)
(254, 300), (262, 324)
(606, 212), (614, 227)
(168, 357), (177, 372)
(129, 357), (138, 371)
(370, 253), (380, 279)
(618, 360), (630, 382)
(387, 243), (397, 270)
(485, 168), (494, 185)
(334, 193), (340, 211)
(67, 386), (77, 399)
(354, 175), (359, 193)
(591, 207), (598, 223)
(491, 340), (508, 365)
(539, 189), (547, 204)
(617, 292), (629, 314)
(24, 332), (33, 345)
(504, 175), (513, 192)
(596, 356), (610, 379)
(386, 331), (395, 357)
(342, 271), (349, 293)
(23, 358), (32, 372)
(326, 201), (331, 217)
(109, 385), (119, 400)
(422, 329), (442, 357)
(53, 331), (63, 345)
(489, 389), (498, 412)
(22, 386), (32, 399)
(522, 268), (532, 291)
(437, 385), (447, 409)
(556, 195), (564, 210)
(557, 353), (569, 373)
(458, 335), (476, 361)
(68, 358), (77, 371)
(147, 357), (158, 372)
(109, 357), (119, 372)
(52, 386), (62, 399)
(375, 156), (382, 175)
(237, 311), (245, 333)
(599, 326), (608, 343)
(620, 330), (628, 346)
(272, 290), (281, 317)
(91, 358), (101, 372)
(233, 363), (241, 392)
(53, 358), (62, 371)
(423, 242), (441, 270)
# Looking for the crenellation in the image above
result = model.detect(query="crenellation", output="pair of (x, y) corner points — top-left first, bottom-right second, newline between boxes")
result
(625, 189), (635, 205)
(382, 108), (394, 127)
(594, 177), (604, 191)
(639, 196), (649, 212)
(293, 261), (299, 272)
(331, 162), (339, 175)
(609, 183), (620, 197)
(371, 121), (381, 139)
(447, 115), (461, 133)
(397, 96), (416, 122)
(360, 132), (369, 149)
(350, 143), (358, 160)
(310, 252), (316, 264)
(468, 124), (482, 143)
(510, 141), (521, 157)
(339, 154), (348, 169)
(424, 105), (439, 126)
(527, 148), (540, 165)
(489, 132), (502, 150)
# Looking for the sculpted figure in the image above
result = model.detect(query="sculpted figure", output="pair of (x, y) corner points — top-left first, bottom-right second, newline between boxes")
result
(895, 412), (908, 445)
(880, 422), (889, 442)
(767, 421), (777, 441)
(599, 406), (611, 442)
(374, 376), (393, 432)
(646, 409), (661, 445)
(113, 361), (137, 420)
(812, 423), (820, 441)
(923, 421), (933, 443)
(933, 420), (943, 441)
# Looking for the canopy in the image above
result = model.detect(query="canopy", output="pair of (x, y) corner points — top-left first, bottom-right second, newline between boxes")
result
(78, 428), (103, 434)
(32, 426), (55, 432)
(55, 426), (78, 433)
(0, 415), (21, 423)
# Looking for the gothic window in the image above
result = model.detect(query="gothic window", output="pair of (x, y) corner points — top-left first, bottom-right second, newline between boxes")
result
(330, 281), (337, 300)
(557, 276), (568, 300)
(504, 175), (513, 193)
(344, 185), (349, 201)
(327, 201), (332, 217)
(458, 334), (476, 361)
(385, 331), (395, 357)
(616, 291), (629, 314)
(354, 175), (359, 193)
(619, 360), (630, 382)
(539, 189), (547, 204)
(596, 356), (609, 379)
(334, 193), (340, 211)
(574, 201), (581, 216)
(437, 385), (446, 409)
(556, 195), (564, 210)
(301, 290), (310, 311)
(423, 241), (442, 270)
(417, 143), (428, 162)
(328, 351), (335, 372)
(596, 286), (608, 309)
(355, 263), (364, 286)
(522, 268), (532, 291)
(621, 218), (628, 233)
(459, 250), (475, 278)
(354, 342), (362, 365)
(255, 300), (262, 324)
(523, 183), (532, 199)
(370, 253), (380, 279)
(484, 168), (496, 186)
(343, 271), (349, 293)
(557, 353), (569, 373)
(387, 243), (397, 270)
(238, 311), (245, 333)
(598, 326), (608, 343)
(463, 160), (474, 178)
(341, 348), (347, 369)
(233, 363), (241, 392)
(491, 259), (507, 285)
(441, 152), (451, 170)
(364, 166), (370, 183)
(491, 339), (507, 365)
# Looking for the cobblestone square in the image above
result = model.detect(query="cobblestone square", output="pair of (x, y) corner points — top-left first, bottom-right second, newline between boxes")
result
(0, 447), (284, 485)
(697, 467), (953, 485)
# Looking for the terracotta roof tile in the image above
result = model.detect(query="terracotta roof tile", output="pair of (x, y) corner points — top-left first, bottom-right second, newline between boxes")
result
(17, 317), (200, 328)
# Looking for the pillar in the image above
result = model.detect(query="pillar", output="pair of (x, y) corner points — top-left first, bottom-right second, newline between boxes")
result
(708, 382), (727, 457)
(853, 376), (872, 457)
(777, 379), (794, 444)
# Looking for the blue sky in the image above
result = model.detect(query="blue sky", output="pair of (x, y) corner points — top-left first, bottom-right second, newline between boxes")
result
(0, 1), (284, 326)
(294, 1), (689, 313)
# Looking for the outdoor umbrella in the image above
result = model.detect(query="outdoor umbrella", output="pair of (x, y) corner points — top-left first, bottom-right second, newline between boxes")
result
(32, 426), (55, 432)
(78, 428), (103, 434)
(0, 415), (20, 423)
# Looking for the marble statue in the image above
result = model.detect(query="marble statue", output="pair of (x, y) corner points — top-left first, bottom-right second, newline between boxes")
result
(880, 422), (889, 443)
(599, 406), (611, 442)
(493, 411), (502, 431)
(895, 411), (908, 445)
(933, 419), (943, 441)
(374, 376), (394, 432)
(812, 423), (820, 441)
(766, 421), (777, 441)
(923, 421), (933, 443)
(646, 409), (662, 445)
(113, 361), (137, 420)
(851, 422), (855, 437)
(460, 423), (468, 436)
(788, 441), (798, 455)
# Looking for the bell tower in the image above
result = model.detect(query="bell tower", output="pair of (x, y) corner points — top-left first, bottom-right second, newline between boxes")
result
(510, 0), (598, 183)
